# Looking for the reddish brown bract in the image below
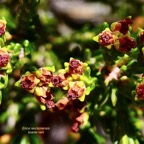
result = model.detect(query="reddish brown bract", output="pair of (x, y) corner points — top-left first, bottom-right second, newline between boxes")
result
(118, 36), (137, 53)
(0, 50), (9, 68)
(113, 18), (132, 35)
(20, 74), (36, 90)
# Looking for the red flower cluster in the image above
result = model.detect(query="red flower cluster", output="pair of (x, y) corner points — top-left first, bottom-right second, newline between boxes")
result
(93, 17), (137, 53)
(16, 58), (95, 132)
(19, 68), (57, 108)
(19, 59), (86, 104)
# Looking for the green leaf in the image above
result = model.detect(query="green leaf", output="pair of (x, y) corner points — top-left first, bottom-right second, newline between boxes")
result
(111, 88), (117, 106)
(93, 35), (99, 42)
(3, 74), (8, 88)
(0, 82), (5, 89)
(15, 80), (21, 87)
(0, 38), (5, 46)
(84, 48), (92, 61)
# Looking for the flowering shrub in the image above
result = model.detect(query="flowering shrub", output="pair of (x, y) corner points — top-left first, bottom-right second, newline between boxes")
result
(92, 17), (144, 143)
(0, 1), (144, 144)
(93, 17), (137, 53)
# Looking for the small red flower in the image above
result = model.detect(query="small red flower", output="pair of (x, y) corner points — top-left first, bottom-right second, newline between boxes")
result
(112, 18), (132, 35)
(99, 30), (114, 46)
(136, 83), (144, 100)
(56, 97), (69, 110)
(69, 59), (83, 75)
(51, 75), (62, 87)
(67, 90), (79, 100)
(117, 36), (137, 53)
(37, 68), (53, 85)
(46, 100), (55, 109)
(0, 50), (9, 68)
(20, 74), (37, 91)
(0, 21), (6, 36)
(71, 113), (88, 132)
(67, 82), (85, 101)
(71, 122), (79, 132)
